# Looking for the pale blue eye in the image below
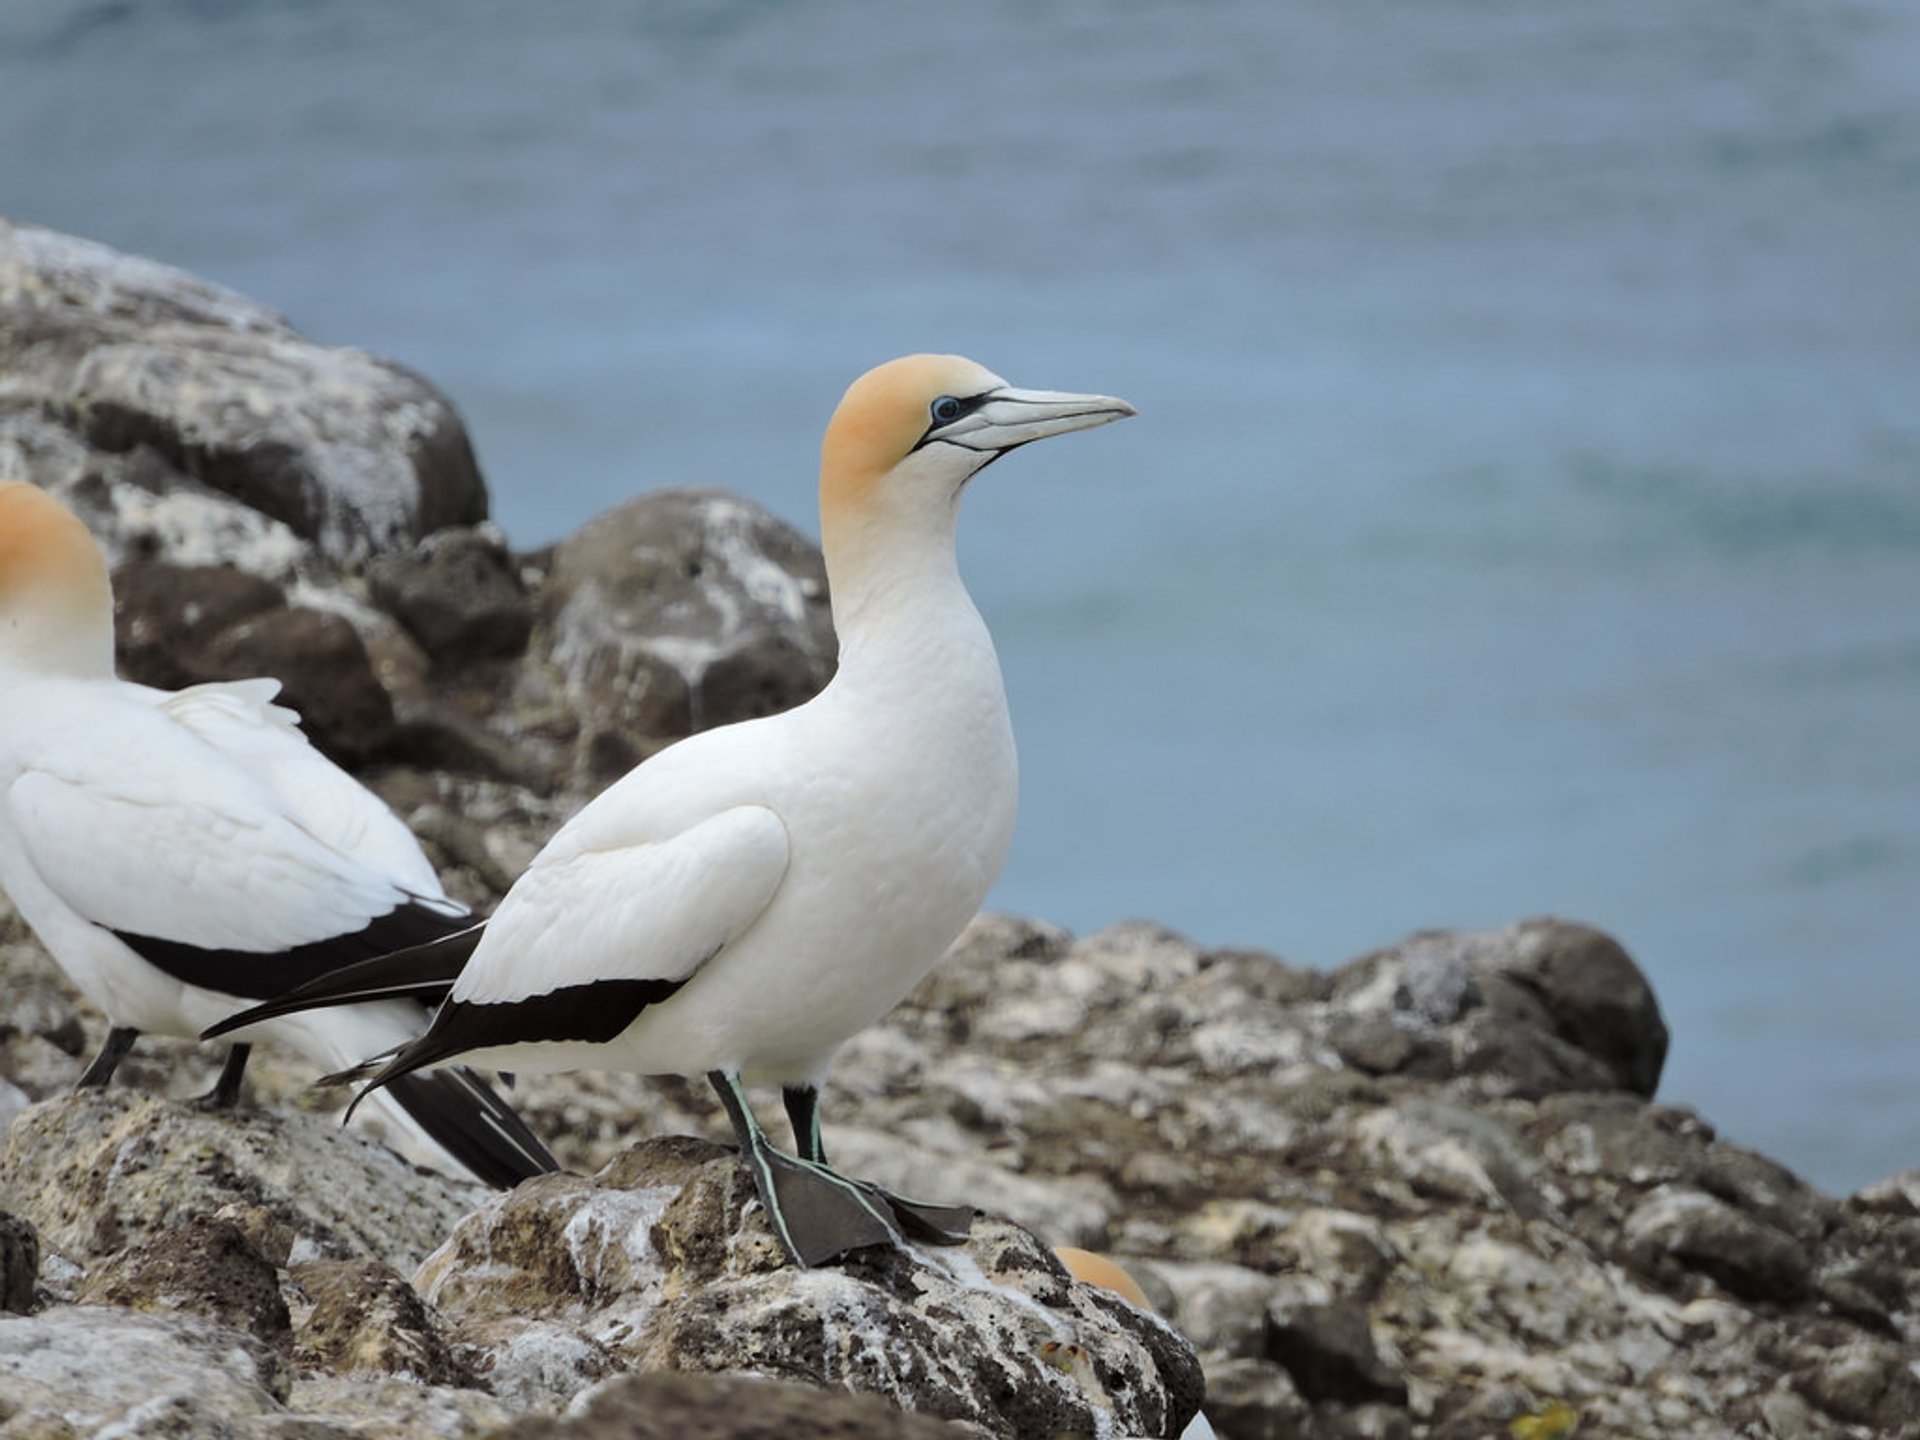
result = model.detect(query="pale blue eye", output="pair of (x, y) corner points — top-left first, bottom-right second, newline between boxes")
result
(930, 395), (964, 425)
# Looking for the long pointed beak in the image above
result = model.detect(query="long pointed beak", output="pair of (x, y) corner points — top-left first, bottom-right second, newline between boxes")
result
(937, 386), (1137, 453)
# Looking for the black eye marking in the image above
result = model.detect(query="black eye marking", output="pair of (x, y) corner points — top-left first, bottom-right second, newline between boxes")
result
(911, 391), (996, 452)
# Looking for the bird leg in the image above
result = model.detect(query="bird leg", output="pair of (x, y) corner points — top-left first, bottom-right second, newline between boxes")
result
(74, 1026), (139, 1090)
(708, 1070), (902, 1267)
(781, 1083), (975, 1247)
(192, 1043), (253, 1110)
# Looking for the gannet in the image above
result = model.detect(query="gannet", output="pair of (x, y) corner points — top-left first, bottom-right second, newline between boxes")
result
(1054, 1248), (1217, 1440)
(0, 481), (555, 1188)
(210, 354), (1134, 1264)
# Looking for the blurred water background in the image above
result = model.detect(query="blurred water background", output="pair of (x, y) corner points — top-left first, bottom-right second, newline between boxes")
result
(3, 0), (1916, 1193)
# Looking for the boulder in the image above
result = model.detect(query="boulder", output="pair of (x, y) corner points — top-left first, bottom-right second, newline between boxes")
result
(414, 1135), (1203, 1438)
(0, 218), (487, 563)
(0, 1088), (482, 1274)
(529, 486), (835, 784)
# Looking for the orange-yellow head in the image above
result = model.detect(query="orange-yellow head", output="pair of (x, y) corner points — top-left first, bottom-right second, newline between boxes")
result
(818, 353), (1133, 562)
(0, 481), (116, 677)
(1054, 1245), (1156, 1312)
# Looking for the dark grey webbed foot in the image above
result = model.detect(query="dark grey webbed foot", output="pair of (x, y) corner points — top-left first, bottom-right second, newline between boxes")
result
(870, 1189), (975, 1246)
(780, 1080), (973, 1248)
(752, 1146), (906, 1265)
(716, 1070), (926, 1267)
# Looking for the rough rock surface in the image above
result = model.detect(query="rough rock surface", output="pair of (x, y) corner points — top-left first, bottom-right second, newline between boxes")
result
(413, 1135), (1201, 1436)
(2, 226), (1918, 1439)
(493, 1371), (983, 1439)
(0, 218), (485, 562)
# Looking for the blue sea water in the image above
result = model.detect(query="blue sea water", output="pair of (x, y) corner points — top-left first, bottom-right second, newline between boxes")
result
(3, 0), (1916, 1193)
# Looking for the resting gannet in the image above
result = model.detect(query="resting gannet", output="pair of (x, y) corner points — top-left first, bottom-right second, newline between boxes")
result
(211, 354), (1134, 1264)
(0, 481), (555, 1188)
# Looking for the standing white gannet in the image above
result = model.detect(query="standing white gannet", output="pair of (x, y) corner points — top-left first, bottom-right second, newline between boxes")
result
(0, 481), (555, 1188)
(211, 354), (1134, 1264)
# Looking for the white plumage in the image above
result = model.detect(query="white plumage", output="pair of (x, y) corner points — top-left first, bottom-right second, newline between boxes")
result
(0, 481), (553, 1186)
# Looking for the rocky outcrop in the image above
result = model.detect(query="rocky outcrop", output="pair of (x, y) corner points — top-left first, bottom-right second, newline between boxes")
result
(10, 907), (1915, 1437)
(413, 1136), (1201, 1435)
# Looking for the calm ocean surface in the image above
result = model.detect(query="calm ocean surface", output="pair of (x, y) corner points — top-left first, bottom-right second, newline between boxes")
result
(3, 0), (1916, 1193)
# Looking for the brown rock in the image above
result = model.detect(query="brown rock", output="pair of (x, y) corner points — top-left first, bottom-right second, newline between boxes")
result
(290, 1258), (469, 1386)
(0, 1209), (39, 1314)
(74, 1214), (290, 1344)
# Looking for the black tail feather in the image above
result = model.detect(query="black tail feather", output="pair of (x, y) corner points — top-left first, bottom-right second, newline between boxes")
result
(382, 1065), (559, 1189)
(201, 922), (486, 1041)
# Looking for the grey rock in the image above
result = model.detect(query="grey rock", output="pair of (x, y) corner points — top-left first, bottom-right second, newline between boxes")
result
(289, 1259), (469, 1387)
(0, 1088), (483, 1274)
(495, 1370), (982, 1439)
(1622, 1186), (1813, 1303)
(367, 525), (533, 667)
(112, 560), (396, 764)
(73, 1213), (291, 1343)
(1328, 918), (1669, 1099)
(531, 486), (834, 784)
(0, 219), (486, 563)
(1199, 1357), (1310, 1440)
(1264, 1298), (1407, 1406)
(0, 1209), (38, 1313)
(413, 1136), (1202, 1438)
(0, 1307), (292, 1438)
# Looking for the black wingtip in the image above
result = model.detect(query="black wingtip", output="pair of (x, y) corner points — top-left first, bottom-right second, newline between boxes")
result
(200, 920), (487, 1042)
(382, 1066), (559, 1189)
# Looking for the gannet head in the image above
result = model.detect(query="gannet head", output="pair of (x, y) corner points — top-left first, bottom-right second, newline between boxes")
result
(820, 354), (1134, 552)
(0, 481), (116, 677)
(1054, 1246), (1155, 1310)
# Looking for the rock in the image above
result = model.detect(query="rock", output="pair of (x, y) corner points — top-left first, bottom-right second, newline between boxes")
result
(1326, 918), (1669, 1100)
(113, 560), (397, 763)
(0, 1307), (294, 1437)
(367, 525), (533, 667)
(532, 486), (835, 783)
(0, 219), (487, 563)
(0, 1209), (39, 1313)
(413, 1136), (1203, 1438)
(74, 1213), (291, 1342)
(493, 1371), (982, 1439)
(1200, 1357), (1310, 1440)
(290, 1258), (470, 1387)
(0, 1088), (482, 1274)
(1622, 1186), (1814, 1303)
(1264, 1298), (1408, 1407)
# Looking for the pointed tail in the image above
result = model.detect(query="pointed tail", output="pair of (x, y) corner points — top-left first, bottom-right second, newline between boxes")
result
(202, 922), (485, 1040)
(383, 1065), (558, 1188)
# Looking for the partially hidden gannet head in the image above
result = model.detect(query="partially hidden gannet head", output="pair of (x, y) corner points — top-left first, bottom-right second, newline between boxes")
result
(1054, 1246), (1155, 1311)
(820, 354), (1134, 550)
(0, 481), (116, 677)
